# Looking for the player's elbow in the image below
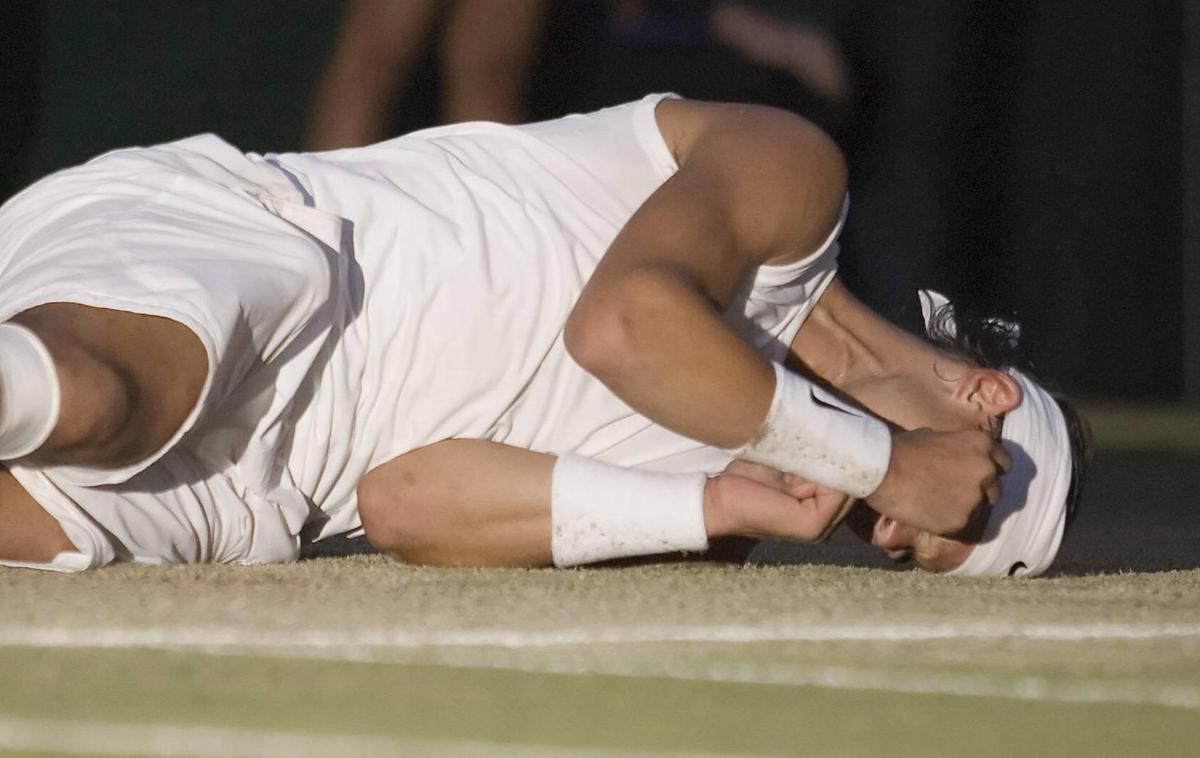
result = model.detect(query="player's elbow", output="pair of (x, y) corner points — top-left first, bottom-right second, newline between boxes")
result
(358, 471), (470, 567)
(563, 303), (627, 382)
(565, 268), (677, 385)
(359, 477), (432, 564)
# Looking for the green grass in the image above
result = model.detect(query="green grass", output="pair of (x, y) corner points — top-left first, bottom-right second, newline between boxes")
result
(1, 409), (1197, 756)
(2, 646), (1198, 757)
(2, 559), (1199, 756)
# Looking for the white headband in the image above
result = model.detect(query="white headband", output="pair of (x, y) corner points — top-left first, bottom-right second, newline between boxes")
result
(918, 290), (1072, 577)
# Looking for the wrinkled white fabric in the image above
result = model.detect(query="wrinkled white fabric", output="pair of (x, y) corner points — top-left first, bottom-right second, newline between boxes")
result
(0, 132), (349, 569)
(0, 95), (845, 570)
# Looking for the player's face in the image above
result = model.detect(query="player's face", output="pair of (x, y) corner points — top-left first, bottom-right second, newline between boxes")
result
(844, 502), (976, 573)
(815, 321), (1018, 573)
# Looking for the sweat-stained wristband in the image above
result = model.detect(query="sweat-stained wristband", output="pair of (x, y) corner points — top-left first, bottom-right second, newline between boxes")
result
(733, 363), (891, 499)
(550, 454), (709, 567)
(0, 322), (61, 460)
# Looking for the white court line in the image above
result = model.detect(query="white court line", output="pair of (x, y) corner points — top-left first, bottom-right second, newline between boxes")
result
(0, 715), (749, 758)
(2, 620), (1199, 650)
(3, 622), (1199, 712)
(466, 657), (1200, 712)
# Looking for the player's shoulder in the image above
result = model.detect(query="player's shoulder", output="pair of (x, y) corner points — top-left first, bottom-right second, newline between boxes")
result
(654, 98), (840, 172)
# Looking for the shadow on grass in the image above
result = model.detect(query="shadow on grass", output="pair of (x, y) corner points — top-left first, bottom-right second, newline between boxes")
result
(753, 450), (1200, 576)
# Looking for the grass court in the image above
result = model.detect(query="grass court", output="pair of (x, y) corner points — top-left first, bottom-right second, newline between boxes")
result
(1, 403), (1197, 757)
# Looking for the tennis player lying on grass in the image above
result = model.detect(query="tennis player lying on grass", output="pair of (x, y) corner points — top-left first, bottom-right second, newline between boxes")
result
(0, 95), (1090, 576)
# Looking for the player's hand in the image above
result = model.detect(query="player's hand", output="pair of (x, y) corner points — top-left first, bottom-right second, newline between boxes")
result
(866, 428), (1012, 536)
(703, 459), (855, 542)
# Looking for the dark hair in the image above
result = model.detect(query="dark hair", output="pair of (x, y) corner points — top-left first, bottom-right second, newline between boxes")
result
(924, 301), (1094, 531)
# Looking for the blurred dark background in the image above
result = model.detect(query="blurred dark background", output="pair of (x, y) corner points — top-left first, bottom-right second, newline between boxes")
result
(0, 0), (1192, 402)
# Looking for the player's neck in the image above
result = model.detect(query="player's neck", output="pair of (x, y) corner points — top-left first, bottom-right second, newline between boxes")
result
(792, 280), (946, 391)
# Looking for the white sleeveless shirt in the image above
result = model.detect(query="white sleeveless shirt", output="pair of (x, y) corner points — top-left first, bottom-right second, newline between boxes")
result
(0, 94), (841, 570)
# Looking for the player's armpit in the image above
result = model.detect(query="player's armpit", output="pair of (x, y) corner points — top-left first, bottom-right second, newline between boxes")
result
(357, 439), (556, 568)
(10, 303), (207, 469)
(0, 465), (75, 564)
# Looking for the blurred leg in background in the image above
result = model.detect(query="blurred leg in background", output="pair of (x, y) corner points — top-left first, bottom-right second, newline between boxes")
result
(573, 1), (836, 126)
(713, 1), (971, 330)
(440, 0), (549, 124)
(709, 1), (854, 108)
(306, 0), (549, 150)
(307, 0), (443, 149)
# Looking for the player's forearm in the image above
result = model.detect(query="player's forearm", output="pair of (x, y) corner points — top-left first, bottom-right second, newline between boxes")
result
(377, 507), (552, 568)
(357, 436), (872, 569)
(358, 439), (752, 569)
(359, 439), (556, 567)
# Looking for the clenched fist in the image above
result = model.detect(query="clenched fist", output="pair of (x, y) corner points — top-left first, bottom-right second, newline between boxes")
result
(866, 428), (1012, 536)
(704, 459), (855, 543)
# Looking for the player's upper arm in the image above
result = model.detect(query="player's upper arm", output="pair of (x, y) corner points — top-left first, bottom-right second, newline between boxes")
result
(573, 100), (847, 315)
(10, 303), (208, 470)
(565, 98), (847, 362)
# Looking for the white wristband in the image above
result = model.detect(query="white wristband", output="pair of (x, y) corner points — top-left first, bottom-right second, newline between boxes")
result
(550, 454), (709, 567)
(734, 363), (891, 499)
(0, 322), (61, 460)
